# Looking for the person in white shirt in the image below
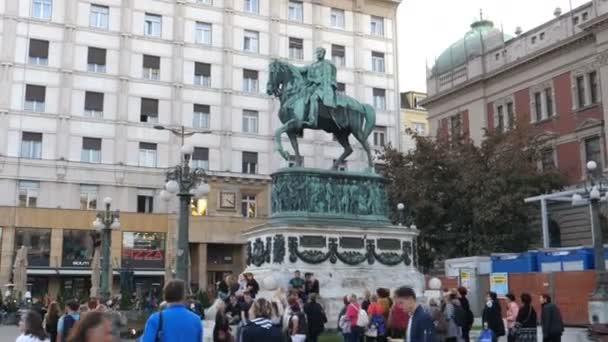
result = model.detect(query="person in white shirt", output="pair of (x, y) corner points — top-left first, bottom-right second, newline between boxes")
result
(394, 286), (435, 342)
(16, 310), (50, 342)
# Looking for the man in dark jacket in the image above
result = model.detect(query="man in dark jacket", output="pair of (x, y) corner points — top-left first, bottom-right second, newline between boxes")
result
(304, 293), (327, 342)
(482, 292), (505, 342)
(394, 286), (435, 342)
(540, 294), (564, 342)
(457, 287), (474, 342)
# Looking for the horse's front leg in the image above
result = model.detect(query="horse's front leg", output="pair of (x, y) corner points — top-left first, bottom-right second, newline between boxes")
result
(287, 132), (303, 166)
(274, 119), (296, 161)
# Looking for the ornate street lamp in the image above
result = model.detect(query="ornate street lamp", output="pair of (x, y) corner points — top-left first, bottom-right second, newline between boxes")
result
(92, 197), (120, 302)
(397, 203), (417, 230)
(156, 125), (210, 285)
(571, 160), (608, 324)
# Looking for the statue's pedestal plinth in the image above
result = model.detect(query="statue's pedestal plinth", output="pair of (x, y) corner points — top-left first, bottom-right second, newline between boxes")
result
(243, 169), (424, 326)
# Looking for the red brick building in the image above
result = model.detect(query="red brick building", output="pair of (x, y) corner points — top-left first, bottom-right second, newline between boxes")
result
(423, 1), (608, 247)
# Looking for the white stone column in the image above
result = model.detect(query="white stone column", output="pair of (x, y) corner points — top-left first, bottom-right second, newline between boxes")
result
(220, 1), (235, 172)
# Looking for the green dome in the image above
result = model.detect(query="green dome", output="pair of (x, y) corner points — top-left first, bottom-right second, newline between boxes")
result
(432, 19), (511, 76)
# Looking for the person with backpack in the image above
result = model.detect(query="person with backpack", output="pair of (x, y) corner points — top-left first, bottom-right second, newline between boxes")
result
(56, 300), (80, 342)
(345, 294), (365, 342)
(366, 295), (386, 342)
(287, 300), (307, 342)
(303, 294), (327, 342)
(457, 287), (474, 342)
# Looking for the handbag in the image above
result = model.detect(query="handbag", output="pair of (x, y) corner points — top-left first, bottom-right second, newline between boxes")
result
(511, 306), (532, 338)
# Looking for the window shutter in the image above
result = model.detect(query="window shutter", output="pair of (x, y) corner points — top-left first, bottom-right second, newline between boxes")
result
(195, 62), (211, 76)
(373, 88), (385, 97)
(243, 151), (258, 164)
(29, 39), (49, 58)
(243, 69), (258, 79)
(332, 44), (345, 57)
(289, 38), (303, 49)
(193, 147), (209, 161)
(22, 132), (42, 142)
(25, 85), (46, 102)
(85, 92), (104, 111)
(87, 47), (106, 65)
(143, 55), (160, 69)
(82, 137), (102, 150)
(194, 104), (210, 113)
(141, 98), (159, 115)
(372, 51), (384, 58)
(139, 142), (157, 151)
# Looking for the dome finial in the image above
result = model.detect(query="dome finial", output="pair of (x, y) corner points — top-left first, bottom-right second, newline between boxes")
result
(480, 8), (484, 21)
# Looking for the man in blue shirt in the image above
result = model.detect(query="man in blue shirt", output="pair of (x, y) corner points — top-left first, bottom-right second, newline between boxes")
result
(141, 279), (203, 342)
(394, 286), (435, 342)
(57, 300), (80, 342)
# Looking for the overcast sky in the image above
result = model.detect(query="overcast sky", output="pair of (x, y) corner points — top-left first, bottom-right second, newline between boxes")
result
(396, 0), (590, 92)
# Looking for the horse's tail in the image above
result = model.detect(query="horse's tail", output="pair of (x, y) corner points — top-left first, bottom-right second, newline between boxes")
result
(361, 104), (376, 139)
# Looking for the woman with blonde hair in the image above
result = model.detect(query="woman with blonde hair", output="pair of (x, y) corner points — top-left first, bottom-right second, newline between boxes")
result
(241, 298), (283, 342)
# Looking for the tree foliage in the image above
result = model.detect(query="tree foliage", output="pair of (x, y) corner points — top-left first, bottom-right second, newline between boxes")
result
(381, 126), (566, 272)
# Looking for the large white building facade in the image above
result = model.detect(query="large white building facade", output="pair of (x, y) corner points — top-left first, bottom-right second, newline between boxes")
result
(0, 0), (401, 298)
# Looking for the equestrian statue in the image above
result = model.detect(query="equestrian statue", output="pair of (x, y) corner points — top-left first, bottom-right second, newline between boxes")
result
(266, 47), (376, 171)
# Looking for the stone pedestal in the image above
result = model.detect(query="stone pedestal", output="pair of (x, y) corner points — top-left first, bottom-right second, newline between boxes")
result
(243, 168), (424, 326)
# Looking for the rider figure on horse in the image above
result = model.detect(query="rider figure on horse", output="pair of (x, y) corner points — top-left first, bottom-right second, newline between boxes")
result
(296, 47), (338, 128)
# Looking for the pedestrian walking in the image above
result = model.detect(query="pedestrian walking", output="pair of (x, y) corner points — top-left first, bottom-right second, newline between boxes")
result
(482, 292), (505, 342)
(213, 300), (232, 342)
(56, 300), (80, 342)
(65, 311), (112, 342)
(345, 294), (363, 342)
(505, 293), (519, 342)
(442, 292), (461, 342)
(140, 279), (203, 342)
(43, 302), (60, 342)
(17, 311), (49, 342)
(515, 293), (537, 342)
(457, 287), (474, 342)
(366, 295), (387, 342)
(241, 298), (283, 342)
(540, 294), (563, 342)
(303, 293), (327, 342)
(394, 286), (435, 342)
(337, 296), (350, 342)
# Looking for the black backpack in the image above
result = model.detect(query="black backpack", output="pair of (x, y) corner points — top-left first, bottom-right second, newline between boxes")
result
(453, 305), (467, 327)
(62, 315), (77, 339)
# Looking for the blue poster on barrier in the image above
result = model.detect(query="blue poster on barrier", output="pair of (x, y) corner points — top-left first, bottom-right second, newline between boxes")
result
(489, 272), (509, 297)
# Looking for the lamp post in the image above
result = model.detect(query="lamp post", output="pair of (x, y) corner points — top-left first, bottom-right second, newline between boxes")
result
(156, 125), (210, 285)
(92, 197), (120, 302)
(571, 160), (608, 324)
(396, 203), (417, 230)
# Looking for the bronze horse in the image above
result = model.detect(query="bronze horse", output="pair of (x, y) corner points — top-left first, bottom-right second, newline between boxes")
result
(266, 59), (376, 171)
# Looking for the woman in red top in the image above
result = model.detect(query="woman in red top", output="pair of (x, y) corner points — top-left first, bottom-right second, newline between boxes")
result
(345, 294), (362, 342)
(387, 300), (409, 339)
(367, 295), (383, 316)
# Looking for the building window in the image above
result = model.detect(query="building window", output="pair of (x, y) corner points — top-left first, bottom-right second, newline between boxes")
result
(330, 8), (345, 28)
(21, 132), (42, 159)
(80, 185), (98, 210)
(144, 13), (162, 37)
(541, 149), (555, 171)
(122, 232), (166, 268)
(585, 136), (602, 171)
(241, 195), (256, 217)
(289, 37), (304, 60)
(333, 159), (347, 171)
(243, 30), (259, 53)
(192, 197), (208, 216)
(506, 102), (514, 129)
(413, 122), (426, 135)
(450, 114), (462, 137)
(24, 85), (46, 112)
(336, 82), (346, 96)
(242, 151), (258, 174)
(373, 127), (386, 147)
(28, 39), (49, 65)
(140, 98), (158, 123)
(193, 104), (210, 129)
(89, 4), (109, 29)
(372, 51), (385, 73)
(137, 194), (154, 213)
(540, 32), (545, 40)
(138, 142), (157, 167)
(573, 16), (580, 25)
(195, 22), (212, 45)
(496, 104), (504, 133)
(32, 0), (52, 19)
(194, 62), (211, 86)
(589, 71), (599, 104)
(142, 55), (160, 80)
(192, 147), (209, 170)
(545, 87), (554, 117)
(534, 91), (542, 122)
(243, 69), (259, 93)
(582, 11), (589, 21)
(81, 137), (101, 163)
(576, 75), (586, 108)
(370, 16), (384, 36)
(62, 230), (95, 267)
(531, 36), (536, 44)
(18, 181), (39, 207)
(244, 0), (258, 13)
(84, 91), (104, 118)
(14, 228), (51, 266)
(87, 47), (106, 73)
(373, 88), (386, 110)
(242, 110), (259, 133)
(331, 44), (345, 67)
(288, 1), (303, 22)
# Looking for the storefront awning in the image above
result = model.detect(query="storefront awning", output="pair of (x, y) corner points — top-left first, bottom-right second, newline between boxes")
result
(26, 269), (164, 276)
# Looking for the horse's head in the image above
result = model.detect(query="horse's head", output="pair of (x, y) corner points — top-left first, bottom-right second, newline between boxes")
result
(267, 59), (284, 97)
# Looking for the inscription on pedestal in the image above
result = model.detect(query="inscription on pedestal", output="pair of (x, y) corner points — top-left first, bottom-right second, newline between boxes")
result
(340, 237), (364, 249)
(300, 236), (327, 248)
(377, 239), (401, 250)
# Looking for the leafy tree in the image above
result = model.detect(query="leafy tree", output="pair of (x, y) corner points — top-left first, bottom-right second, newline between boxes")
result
(382, 125), (566, 272)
